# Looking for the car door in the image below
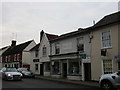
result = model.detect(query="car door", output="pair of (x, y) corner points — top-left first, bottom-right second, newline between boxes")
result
(116, 71), (120, 85)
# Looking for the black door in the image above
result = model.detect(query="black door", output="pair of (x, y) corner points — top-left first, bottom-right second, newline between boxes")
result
(63, 63), (67, 78)
(84, 63), (91, 81)
(118, 62), (120, 70)
(40, 64), (43, 75)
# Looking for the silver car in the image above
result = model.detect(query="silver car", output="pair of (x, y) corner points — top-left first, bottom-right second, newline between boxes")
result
(17, 68), (35, 78)
(99, 71), (120, 90)
(1, 67), (22, 81)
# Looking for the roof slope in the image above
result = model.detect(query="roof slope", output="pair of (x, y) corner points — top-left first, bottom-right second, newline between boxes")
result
(92, 11), (120, 29)
(30, 43), (40, 51)
(46, 33), (58, 41)
(2, 40), (33, 56)
(50, 11), (120, 42)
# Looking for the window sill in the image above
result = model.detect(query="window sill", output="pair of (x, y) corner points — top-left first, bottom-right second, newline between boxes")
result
(101, 46), (112, 49)
(68, 74), (81, 76)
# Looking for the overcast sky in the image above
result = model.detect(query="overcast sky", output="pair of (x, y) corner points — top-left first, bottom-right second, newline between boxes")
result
(0, 0), (119, 48)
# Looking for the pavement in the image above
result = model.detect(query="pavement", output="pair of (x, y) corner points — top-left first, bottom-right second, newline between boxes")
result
(35, 75), (100, 88)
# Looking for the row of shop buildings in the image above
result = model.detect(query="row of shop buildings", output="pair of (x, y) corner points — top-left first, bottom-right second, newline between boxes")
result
(0, 11), (120, 81)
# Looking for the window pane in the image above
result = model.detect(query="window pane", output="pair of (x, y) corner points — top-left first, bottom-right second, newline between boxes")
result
(43, 47), (47, 57)
(101, 30), (111, 48)
(103, 60), (112, 74)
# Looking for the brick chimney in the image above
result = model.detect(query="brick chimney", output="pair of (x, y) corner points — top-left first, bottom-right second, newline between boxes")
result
(11, 40), (16, 47)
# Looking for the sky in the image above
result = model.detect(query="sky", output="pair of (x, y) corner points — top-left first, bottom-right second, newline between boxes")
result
(0, 0), (119, 48)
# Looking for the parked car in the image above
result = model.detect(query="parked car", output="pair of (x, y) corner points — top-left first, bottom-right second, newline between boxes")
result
(99, 70), (120, 90)
(17, 68), (35, 78)
(0, 67), (23, 81)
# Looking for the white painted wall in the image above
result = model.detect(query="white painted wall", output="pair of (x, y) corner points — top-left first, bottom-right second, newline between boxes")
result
(39, 33), (50, 62)
(51, 34), (91, 57)
(39, 33), (51, 76)
(30, 50), (40, 75)
(22, 40), (36, 67)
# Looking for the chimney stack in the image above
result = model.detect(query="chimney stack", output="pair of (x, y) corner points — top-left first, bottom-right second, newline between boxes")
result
(11, 40), (16, 47)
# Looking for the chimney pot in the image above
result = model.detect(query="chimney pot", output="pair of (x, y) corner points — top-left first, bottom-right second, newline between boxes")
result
(11, 40), (16, 47)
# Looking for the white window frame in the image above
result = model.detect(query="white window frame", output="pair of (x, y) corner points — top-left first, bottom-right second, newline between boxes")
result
(17, 54), (19, 61)
(42, 46), (47, 57)
(5, 56), (8, 62)
(101, 30), (112, 49)
(102, 59), (113, 74)
(77, 37), (85, 52)
(35, 64), (38, 71)
(55, 43), (60, 54)
(14, 54), (17, 61)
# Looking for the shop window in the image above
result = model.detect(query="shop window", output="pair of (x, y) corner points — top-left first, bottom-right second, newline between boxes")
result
(68, 62), (79, 75)
(5, 64), (7, 67)
(103, 60), (112, 74)
(35, 64), (38, 71)
(52, 62), (60, 75)
(44, 62), (50, 72)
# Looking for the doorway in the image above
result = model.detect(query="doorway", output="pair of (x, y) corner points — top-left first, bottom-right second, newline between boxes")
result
(40, 64), (43, 75)
(118, 62), (120, 70)
(84, 63), (91, 81)
(63, 63), (67, 78)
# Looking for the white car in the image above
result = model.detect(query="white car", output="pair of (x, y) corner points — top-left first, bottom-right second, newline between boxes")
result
(1, 67), (22, 81)
(99, 71), (120, 90)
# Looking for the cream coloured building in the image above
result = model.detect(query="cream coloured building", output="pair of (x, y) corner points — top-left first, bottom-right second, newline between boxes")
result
(90, 11), (120, 81)
(39, 30), (58, 76)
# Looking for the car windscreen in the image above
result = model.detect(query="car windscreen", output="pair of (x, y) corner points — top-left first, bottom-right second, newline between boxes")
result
(6, 68), (17, 72)
(19, 68), (28, 71)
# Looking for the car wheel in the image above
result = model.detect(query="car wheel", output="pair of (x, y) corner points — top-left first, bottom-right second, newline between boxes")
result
(101, 81), (113, 90)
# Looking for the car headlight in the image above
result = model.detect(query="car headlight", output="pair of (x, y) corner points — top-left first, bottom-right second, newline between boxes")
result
(20, 74), (23, 77)
(7, 74), (12, 77)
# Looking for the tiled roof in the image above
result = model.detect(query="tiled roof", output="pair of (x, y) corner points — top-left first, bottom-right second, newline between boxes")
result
(30, 43), (40, 51)
(0, 46), (10, 51)
(2, 40), (33, 56)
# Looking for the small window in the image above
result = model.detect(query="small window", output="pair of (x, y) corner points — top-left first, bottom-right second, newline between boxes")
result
(55, 43), (60, 54)
(42, 46), (47, 57)
(8, 55), (10, 62)
(103, 60), (112, 74)
(14, 54), (17, 61)
(77, 37), (84, 52)
(35, 49), (39, 57)
(35, 64), (38, 71)
(17, 54), (20, 61)
(5, 56), (8, 62)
